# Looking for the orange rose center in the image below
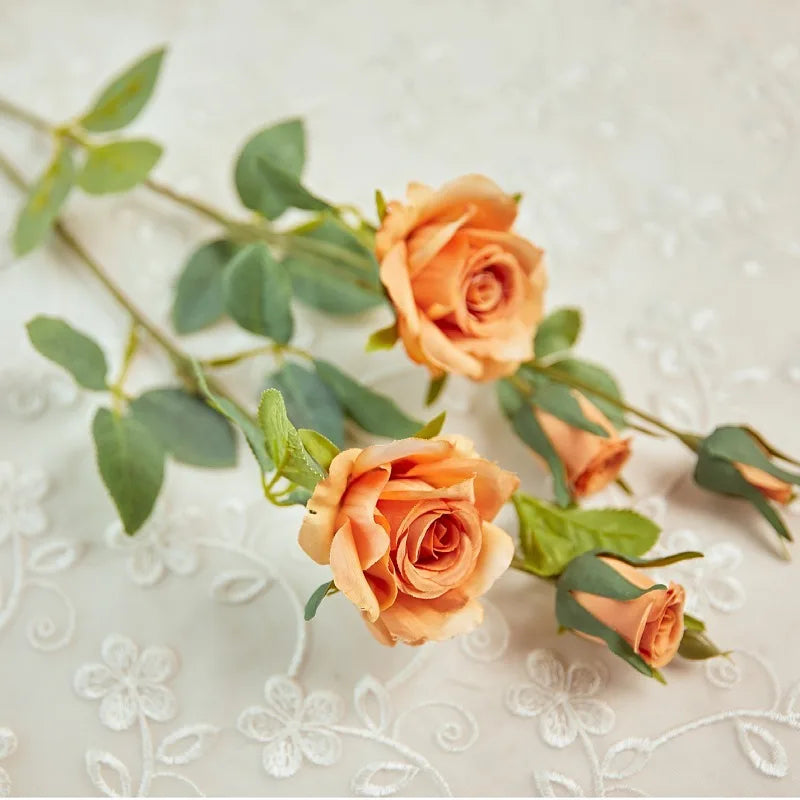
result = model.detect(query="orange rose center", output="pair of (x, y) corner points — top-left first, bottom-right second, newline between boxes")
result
(466, 269), (504, 314)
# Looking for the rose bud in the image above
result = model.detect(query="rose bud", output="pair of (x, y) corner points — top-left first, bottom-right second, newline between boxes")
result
(298, 435), (518, 645)
(570, 556), (686, 668)
(375, 175), (546, 381)
(535, 391), (631, 497)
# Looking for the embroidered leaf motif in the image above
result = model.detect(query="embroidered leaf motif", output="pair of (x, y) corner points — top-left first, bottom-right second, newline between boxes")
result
(85, 749), (133, 797)
(736, 721), (788, 777)
(352, 761), (420, 797)
(354, 675), (392, 733)
(156, 723), (219, 766)
(210, 570), (270, 604)
(601, 738), (653, 780)
(535, 771), (585, 797)
(27, 539), (81, 574)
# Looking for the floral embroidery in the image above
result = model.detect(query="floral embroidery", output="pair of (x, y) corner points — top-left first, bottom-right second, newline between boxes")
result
(651, 529), (745, 615)
(0, 728), (17, 798)
(106, 505), (201, 587)
(238, 675), (344, 778)
(74, 634), (178, 731)
(0, 462), (47, 544)
(506, 649), (615, 748)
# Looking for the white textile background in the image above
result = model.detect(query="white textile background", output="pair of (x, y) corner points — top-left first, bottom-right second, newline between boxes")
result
(1, 0), (800, 795)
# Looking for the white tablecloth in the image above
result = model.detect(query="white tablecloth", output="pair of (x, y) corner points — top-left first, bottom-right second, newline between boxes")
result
(2, 0), (800, 795)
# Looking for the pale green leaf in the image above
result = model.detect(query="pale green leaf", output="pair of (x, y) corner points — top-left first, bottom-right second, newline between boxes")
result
(92, 407), (165, 535)
(13, 145), (75, 255)
(314, 359), (422, 438)
(534, 307), (582, 359)
(513, 493), (660, 577)
(298, 429), (339, 471)
(26, 315), (107, 390)
(171, 240), (239, 334)
(414, 411), (446, 440)
(366, 321), (398, 352)
(78, 139), (162, 194)
(223, 243), (293, 343)
(234, 119), (305, 219)
(129, 387), (236, 468)
(81, 47), (166, 132)
(304, 580), (335, 621)
(425, 374), (447, 407)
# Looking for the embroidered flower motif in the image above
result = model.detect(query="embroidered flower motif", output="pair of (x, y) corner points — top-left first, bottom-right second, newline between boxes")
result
(106, 505), (201, 587)
(0, 367), (78, 419)
(238, 675), (344, 778)
(0, 462), (48, 545)
(0, 728), (17, 797)
(74, 634), (178, 731)
(506, 649), (614, 748)
(650, 529), (745, 615)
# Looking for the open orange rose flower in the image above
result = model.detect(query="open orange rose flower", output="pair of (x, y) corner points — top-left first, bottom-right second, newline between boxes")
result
(376, 175), (547, 381)
(299, 435), (518, 645)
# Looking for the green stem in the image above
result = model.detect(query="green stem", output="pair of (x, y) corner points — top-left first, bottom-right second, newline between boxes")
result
(524, 362), (702, 452)
(0, 94), (380, 280)
(201, 341), (314, 369)
(110, 322), (139, 412)
(0, 148), (252, 424)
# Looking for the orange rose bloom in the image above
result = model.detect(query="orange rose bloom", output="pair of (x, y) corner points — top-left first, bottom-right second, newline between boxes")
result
(572, 557), (686, 668)
(375, 175), (546, 382)
(536, 391), (631, 497)
(735, 462), (793, 504)
(298, 436), (518, 645)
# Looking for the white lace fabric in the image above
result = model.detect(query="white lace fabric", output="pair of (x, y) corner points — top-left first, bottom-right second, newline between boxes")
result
(1, 0), (800, 795)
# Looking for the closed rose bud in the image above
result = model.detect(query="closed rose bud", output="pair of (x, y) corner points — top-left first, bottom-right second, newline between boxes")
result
(376, 175), (546, 382)
(571, 557), (686, 668)
(535, 391), (631, 497)
(734, 462), (793, 505)
(298, 435), (518, 645)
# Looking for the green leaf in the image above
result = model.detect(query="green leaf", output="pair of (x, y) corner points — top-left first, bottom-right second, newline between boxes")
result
(284, 488), (313, 506)
(558, 550), (665, 600)
(496, 378), (525, 417)
(547, 358), (627, 430)
(679, 628), (727, 660)
(375, 189), (387, 222)
(425, 374), (447, 407)
(703, 426), (800, 486)
(606, 551), (703, 568)
(304, 580), (335, 621)
(234, 119), (305, 219)
(81, 47), (166, 132)
(255, 156), (331, 216)
(298, 429), (339, 471)
(92, 407), (165, 535)
(366, 321), (398, 352)
(510, 405), (571, 507)
(314, 359), (423, 438)
(190, 359), (272, 473)
(129, 387), (236, 468)
(530, 382), (609, 437)
(78, 139), (162, 194)
(283, 218), (384, 315)
(513, 493), (660, 577)
(258, 389), (325, 490)
(414, 411), (446, 440)
(534, 307), (582, 359)
(742, 426), (800, 468)
(223, 243), (293, 343)
(683, 613), (706, 632)
(171, 240), (239, 334)
(266, 362), (345, 448)
(26, 315), (108, 390)
(13, 145), (75, 255)
(694, 450), (792, 540)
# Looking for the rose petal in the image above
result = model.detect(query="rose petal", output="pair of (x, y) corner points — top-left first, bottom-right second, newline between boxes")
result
(299, 449), (360, 564)
(375, 594), (484, 645)
(417, 175), (518, 231)
(380, 242), (421, 336)
(330, 519), (381, 622)
(340, 468), (391, 569)
(459, 520), (514, 599)
(351, 439), (450, 478)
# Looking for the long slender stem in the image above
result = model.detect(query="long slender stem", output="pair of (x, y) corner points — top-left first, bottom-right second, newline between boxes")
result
(0, 93), (381, 281)
(522, 363), (702, 451)
(0, 148), (249, 416)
